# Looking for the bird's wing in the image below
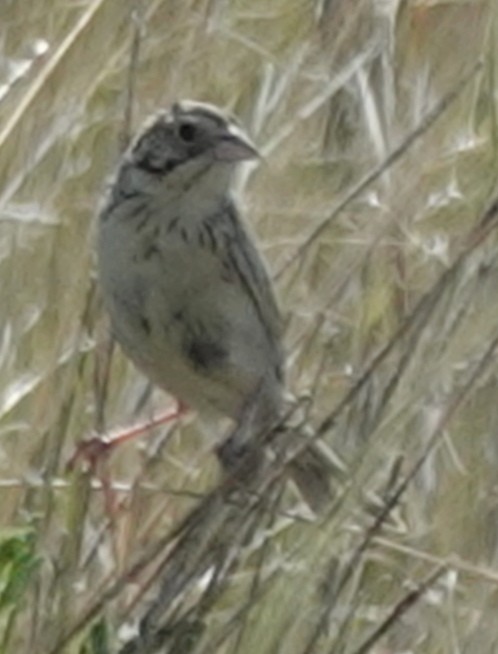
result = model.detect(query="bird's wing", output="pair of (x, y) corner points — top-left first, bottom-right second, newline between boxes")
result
(208, 200), (284, 375)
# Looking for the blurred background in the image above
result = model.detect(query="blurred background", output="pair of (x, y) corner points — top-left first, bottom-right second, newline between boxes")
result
(1, 0), (498, 652)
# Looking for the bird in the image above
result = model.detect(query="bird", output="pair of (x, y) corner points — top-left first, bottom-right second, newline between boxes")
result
(96, 99), (332, 512)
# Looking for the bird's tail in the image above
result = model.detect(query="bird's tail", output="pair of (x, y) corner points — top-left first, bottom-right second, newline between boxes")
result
(217, 409), (344, 515)
(287, 438), (345, 514)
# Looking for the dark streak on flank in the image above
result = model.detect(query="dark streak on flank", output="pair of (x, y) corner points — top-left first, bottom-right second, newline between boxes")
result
(134, 211), (151, 233)
(180, 227), (189, 243)
(167, 216), (181, 233)
(143, 243), (161, 260)
(220, 259), (234, 283)
(140, 316), (151, 335)
(204, 222), (217, 252)
(185, 338), (226, 372)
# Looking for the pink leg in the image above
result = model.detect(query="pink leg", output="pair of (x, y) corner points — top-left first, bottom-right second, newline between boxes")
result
(67, 401), (188, 472)
(67, 402), (189, 521)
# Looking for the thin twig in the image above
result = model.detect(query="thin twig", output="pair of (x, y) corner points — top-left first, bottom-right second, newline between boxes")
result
(350, 566), (446, 654)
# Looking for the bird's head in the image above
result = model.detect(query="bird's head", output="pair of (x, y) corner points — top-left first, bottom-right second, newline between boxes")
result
(127, 100), (259, 196)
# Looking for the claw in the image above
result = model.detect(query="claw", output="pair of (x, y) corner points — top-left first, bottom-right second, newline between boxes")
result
(66, 435), (113, 473)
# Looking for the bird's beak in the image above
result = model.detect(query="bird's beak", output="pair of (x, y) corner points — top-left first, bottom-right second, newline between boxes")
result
(214, 124), (260, 162)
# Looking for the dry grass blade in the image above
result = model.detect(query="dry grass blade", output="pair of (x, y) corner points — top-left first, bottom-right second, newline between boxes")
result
(316, 196), (498, 439)
(2, 1), (498, 653)
(350, 566), (446, 654)
(276, 58), (484, 280)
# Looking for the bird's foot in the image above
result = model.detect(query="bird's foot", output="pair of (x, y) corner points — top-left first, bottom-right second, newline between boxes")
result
(67, 403), (188, 516)
(216, 435), (265, 486)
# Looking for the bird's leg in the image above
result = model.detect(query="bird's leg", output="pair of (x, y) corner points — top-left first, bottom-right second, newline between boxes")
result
(215, 381), (272, 479)
(67, 401), (188, 520)
(67, 401), (188, 473)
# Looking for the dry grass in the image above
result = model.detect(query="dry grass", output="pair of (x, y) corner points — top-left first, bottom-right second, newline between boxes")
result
(1, 0), (498, 652)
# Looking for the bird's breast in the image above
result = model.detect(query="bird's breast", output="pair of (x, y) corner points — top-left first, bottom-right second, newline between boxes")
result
(97, 202), (282, 421)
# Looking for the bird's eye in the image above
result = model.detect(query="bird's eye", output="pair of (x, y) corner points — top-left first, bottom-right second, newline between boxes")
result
(178, 122), (197, 143)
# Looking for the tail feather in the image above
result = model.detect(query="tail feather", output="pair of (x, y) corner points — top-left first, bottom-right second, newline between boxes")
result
(287, 440), (345, 514)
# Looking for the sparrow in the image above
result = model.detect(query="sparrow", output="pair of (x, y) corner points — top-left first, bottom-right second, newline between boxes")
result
(97, 100), (332, 511)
